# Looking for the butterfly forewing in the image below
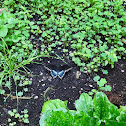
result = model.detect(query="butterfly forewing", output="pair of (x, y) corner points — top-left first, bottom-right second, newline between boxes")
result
(51, 70), (58, 78)
(58, 70), (65, 79)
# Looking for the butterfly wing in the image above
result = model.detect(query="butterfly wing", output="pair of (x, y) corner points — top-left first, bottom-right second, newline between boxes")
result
(58, 67), (72, 79)
(51, 70), (58, 78)
(58, 70), (65, 79)
(44, 66), (72, 79)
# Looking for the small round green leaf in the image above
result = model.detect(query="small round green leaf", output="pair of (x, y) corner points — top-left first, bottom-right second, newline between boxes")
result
(0, 25), (8, 37)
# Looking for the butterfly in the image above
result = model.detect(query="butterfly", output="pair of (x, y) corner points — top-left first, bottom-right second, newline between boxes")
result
(44, 66), (72, 79)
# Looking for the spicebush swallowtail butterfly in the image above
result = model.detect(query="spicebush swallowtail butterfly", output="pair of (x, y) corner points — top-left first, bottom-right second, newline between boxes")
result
(44, 66), (72, 79)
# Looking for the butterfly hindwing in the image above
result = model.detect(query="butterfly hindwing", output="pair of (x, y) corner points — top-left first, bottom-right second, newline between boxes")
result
(51, 70), (58, 78)
(58, 70), (65, 79)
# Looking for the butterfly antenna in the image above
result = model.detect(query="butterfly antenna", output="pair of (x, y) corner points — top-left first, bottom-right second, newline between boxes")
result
(44, 66), (51, 71)
(65, 67), (73, 72)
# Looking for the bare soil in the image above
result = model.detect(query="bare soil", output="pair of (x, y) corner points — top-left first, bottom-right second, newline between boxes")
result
(0, 50), (126, 126)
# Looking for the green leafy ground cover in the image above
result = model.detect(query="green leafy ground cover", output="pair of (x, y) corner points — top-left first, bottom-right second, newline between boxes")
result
(0, 0), (126, 125)
(0, 9), (48, 96)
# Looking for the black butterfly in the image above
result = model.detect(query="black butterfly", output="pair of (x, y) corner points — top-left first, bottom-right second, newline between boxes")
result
(44, 66), (72, 79)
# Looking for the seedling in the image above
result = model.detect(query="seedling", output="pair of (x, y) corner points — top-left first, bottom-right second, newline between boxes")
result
(8, 109), (29, 125)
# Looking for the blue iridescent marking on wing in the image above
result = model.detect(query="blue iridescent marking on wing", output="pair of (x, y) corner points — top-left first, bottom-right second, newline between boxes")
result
(58, 70), (65, 79)
(51, 70), (58, 78)
(44, 66), (72, 79)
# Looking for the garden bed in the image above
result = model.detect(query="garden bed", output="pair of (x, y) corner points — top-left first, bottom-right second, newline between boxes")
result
(0, 0), (126, 126)
(0, 55), (126, 126)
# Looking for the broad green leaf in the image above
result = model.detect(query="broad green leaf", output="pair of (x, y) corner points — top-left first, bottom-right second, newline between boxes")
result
(74, 112), (97, 126)
(93, 92), (111, 121)
(117, 106), (126, 122)
(40, 109), (74, 126)
(0, 25), (8, 37)
(40, 92), (126, 126)
(109, 103), (119, 120)
(106, 120), (126, 126)
(42, 99), (68, 113)
(40, 109), (97, 126)
(75, 93), (93, 116)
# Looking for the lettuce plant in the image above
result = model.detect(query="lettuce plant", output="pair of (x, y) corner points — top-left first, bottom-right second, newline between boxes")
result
(39, 92), (126, 126)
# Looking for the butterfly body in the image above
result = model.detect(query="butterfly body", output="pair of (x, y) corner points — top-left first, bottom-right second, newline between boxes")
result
(44, 66), (72, 79)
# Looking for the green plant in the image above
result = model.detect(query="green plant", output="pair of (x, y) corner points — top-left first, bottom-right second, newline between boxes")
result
(69, 0), (126, 72)
(0, 1), (125, 125)
(8, 109), (29, 125)
(0, 38), (36, 94)
(0, 10), (49, 98)
(88, 75), (112, 95)
(94, 75), (112, 91)
(39, 92), (126, 126)
(1, 0), (126, 72)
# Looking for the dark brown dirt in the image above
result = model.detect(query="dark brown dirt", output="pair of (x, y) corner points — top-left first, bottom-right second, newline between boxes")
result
(102, 59), (126, 107)
(0, 50), (126, 126)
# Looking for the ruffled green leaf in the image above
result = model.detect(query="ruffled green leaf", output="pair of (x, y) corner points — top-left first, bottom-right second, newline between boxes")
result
(93, 92), (111, 121)
(75, 93), (93, 116)
(117, 106), (126, 122)
(106, 120), (126, 126)
(40, 109), (97, 126)
(42, 99), (68, 113)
